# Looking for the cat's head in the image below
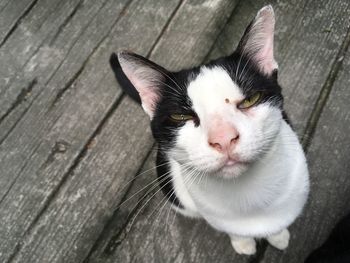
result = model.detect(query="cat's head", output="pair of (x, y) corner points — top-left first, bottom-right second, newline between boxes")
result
(113, 5), (283, 178)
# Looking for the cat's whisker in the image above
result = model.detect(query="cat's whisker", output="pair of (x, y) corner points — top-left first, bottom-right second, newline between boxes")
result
(123, 160), (197, 210)
(114, 170), (172, 214)
(127, 159), (196, 221)
(147, 164), (195, 220)
(151, 166), (198, 234)
(113, 160), (171, 195)
(127, 164), (197, 233)
(160, 167), (202, 236)
(126, 173), (177, 231)
(112, 157), (192, 211)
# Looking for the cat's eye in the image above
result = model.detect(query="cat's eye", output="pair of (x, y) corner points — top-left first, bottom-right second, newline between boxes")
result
(169, 114), (194, 122)
(238, 92), (262, 109)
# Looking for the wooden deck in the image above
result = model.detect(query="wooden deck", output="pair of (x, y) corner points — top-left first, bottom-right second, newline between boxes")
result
(0, 0), (349, 262)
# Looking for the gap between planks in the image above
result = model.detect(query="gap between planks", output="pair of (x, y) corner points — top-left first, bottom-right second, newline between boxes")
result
(0, 0), (39, 48)
(302, 26), (350, 151)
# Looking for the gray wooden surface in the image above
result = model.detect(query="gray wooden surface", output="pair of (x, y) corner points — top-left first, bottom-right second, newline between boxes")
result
(0, 0), (349, 262)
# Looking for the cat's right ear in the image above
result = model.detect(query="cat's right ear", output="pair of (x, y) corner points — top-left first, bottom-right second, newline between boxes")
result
(236, 5), (277, 76)
(114, 51), (166, 118)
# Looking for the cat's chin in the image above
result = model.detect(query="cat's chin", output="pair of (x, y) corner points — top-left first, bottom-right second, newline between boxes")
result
(185, 159), (251, 179)
(218, 163), (249, 179)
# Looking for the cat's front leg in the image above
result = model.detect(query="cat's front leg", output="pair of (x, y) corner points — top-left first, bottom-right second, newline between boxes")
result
(267, 228), (290, 250)
(229, 234), (256, 255)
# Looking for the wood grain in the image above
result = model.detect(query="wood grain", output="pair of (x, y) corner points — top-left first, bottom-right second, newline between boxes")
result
(0, 0), (179, 261)
(0, 0), (128, 142)
(0, 0), (37, 47)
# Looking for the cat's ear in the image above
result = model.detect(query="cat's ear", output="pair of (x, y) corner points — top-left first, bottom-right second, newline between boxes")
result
(236, 5), (277, 76)
(117, 51), (166, 118)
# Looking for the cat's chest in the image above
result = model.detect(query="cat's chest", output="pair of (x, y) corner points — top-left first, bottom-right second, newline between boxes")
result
(182, 164), (286, 217)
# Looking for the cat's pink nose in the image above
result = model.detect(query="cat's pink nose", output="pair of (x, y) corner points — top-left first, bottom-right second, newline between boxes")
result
(208, 121), (239, 153)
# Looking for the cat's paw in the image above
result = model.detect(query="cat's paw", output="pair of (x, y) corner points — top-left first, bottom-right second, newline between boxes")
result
(267, 228), (290, 250)
(231, 238), (256, 255)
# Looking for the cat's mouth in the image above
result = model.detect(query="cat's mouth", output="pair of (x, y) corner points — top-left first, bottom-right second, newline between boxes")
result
(218, 157), (250, 177)
(224, 158), (241, 167)
(222, 155), (248, 167)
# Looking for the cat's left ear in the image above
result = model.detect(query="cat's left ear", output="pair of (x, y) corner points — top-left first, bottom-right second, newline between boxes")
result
(236, 5), (278, 76)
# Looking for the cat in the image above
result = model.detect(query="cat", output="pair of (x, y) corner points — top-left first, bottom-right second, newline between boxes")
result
(110, 5), (309, 255)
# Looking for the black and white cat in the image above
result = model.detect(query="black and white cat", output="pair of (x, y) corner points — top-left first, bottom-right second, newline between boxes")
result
(110, 5), (309, 255)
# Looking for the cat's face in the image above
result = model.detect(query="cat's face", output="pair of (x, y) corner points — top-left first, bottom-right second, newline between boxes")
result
(117, 6), (283, 178)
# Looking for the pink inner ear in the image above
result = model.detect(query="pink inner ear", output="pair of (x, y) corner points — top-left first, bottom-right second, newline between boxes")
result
(138, 88), (160, 116)
(119, 57), (162, 118)
(255, 29), (277, 75)
(247, 6), (278, 75)
(129, 72), (161, 117)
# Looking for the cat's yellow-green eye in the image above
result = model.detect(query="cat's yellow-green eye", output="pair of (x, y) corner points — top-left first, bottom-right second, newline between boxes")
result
(238, 92), (262, 109)
(170, 114), (194, 122)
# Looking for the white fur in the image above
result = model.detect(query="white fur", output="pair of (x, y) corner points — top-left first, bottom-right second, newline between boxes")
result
(267, 228), (290, 250)
(167, 66), (309, 254)
(231, 236), (256, 255)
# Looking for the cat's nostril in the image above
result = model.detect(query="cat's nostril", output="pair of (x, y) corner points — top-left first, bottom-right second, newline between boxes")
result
(209, 142), (223, 152)
(231, 134), (240, 144)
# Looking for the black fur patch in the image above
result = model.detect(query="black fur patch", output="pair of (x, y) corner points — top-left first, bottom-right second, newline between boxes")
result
(150, 68), (200, 150)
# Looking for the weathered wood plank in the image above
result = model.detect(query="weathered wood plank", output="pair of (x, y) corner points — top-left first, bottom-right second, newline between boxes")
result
(0, 0), (130, 203)
(0, 0), (122, 142)
(0, 0), (81, 95)
(4, 0), (241, 262)
(207, 0), (350, 135)
(0, 0), (180, 261)
(262, 39), (350, 263)
(150, 0), (237, 69)
(0, 0), (12, 12)
(11, 97), (155, 263)
(0, 0), (37, 46)
(0, 0), (132, 194)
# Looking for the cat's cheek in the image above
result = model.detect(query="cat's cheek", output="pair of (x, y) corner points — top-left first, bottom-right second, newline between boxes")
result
(247, 104), (271, 121)
(174, 123), (205, 155)
(240, 106), (260, 118)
